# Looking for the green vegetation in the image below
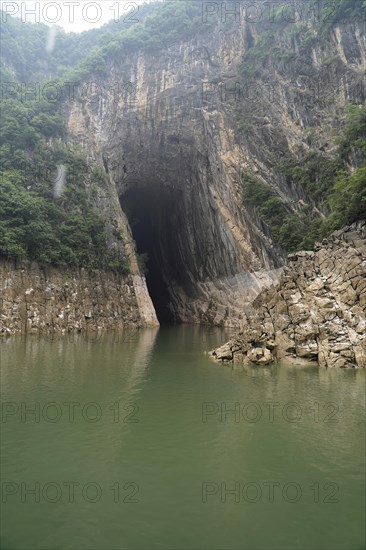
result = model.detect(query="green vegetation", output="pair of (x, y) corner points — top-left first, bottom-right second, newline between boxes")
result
(65, 1), (212, 83)
(241, 173), (304, 252)
(319, 0), (366, 32)
(337, 104), (366, 160)
(242, 105), (366, 252)
(0, 10), (99, 81)
(326, 167), (366, 231)
(0, 97), (129, 274)
(237, 118), (250, 135)
(104, 1), (209, 53)
(276, 152), (341, 202)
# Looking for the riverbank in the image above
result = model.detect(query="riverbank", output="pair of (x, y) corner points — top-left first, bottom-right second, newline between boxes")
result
(0, 261), (159, 335)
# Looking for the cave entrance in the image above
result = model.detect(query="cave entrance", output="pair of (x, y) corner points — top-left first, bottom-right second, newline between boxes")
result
(121, 185), (186, 324)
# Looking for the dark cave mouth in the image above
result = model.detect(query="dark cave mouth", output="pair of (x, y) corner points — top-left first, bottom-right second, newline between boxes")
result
(121, 185), (187, 324)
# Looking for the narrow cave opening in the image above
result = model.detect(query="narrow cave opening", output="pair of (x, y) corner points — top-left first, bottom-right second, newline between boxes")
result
(121, 185), (186, 324)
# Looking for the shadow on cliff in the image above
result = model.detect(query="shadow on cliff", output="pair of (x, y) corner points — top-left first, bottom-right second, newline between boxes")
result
(121, 186), (186, 324)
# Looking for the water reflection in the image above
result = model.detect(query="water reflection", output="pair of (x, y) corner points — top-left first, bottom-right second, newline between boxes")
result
(0, 327), (365, 550)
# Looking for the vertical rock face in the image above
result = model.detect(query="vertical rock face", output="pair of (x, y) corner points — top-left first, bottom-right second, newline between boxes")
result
(0, 260), (158, 334)
(210, 222), (366, 368)
(66, 47), (279, 323)
(63, 15), (365, 325)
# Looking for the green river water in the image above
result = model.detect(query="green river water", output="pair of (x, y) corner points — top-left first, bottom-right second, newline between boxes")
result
(0, 325), (365, 550)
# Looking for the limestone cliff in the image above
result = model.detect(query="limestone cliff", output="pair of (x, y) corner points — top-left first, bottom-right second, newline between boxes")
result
(63, 11), (365, 325)
(210, 222), (366, 368)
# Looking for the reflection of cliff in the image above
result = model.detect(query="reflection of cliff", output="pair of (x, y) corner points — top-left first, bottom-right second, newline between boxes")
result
(120, 327), (160, 398)
(0, 329), (159, 396)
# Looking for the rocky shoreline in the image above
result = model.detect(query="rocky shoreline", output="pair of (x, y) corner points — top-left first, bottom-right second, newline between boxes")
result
(210, 222), (366, 368)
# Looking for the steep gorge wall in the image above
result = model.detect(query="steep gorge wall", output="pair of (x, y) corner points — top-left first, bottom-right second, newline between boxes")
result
(2, 10), (364, 332)
(63, 15), (365, 325)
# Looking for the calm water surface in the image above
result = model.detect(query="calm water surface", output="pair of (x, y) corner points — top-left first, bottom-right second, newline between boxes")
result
(1, 326), (365, 550)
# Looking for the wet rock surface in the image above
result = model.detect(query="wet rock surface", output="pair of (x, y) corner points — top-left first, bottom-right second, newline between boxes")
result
(210, 222), (366, 368)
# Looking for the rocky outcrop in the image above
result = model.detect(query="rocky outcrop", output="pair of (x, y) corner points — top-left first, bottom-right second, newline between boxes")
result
(210, 222), (366, 367)
(0, 260), (159, 335)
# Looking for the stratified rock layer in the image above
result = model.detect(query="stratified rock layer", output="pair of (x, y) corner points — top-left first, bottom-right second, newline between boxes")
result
(0, 261), (159, 335)
(210, 222), (366, 368)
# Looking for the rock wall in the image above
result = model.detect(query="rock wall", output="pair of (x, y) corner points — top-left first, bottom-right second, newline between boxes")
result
(62, 15), (365, 324)
(0, 261), (159, 335)
(210, 222), (366, 367)
(65, 49), (284, 325)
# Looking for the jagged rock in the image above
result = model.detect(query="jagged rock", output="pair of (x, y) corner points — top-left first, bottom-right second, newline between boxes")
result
(247, 347), (273, 365)
(296, 343), (319, 359)
(210, 222), (366, 368)
(213, 343), (233, 361)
